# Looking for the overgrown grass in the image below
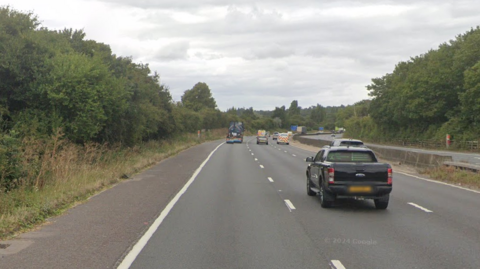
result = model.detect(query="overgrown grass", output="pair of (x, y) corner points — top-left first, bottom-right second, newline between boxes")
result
(0, 129), (225, 239)
(421, 166), (480, 190)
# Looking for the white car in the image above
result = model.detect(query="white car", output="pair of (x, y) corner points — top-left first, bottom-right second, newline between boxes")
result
(277, 133), (290, 145)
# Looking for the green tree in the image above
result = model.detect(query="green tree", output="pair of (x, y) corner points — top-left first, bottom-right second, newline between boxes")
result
(271, 106), (286, 128)
(287, 100), (301, 117)
(32, 53), (125, 143)
(241, 107), (258, 121)
(181, 82), (217, 112)
(459, 60), (480, 132)
(309, 104), (326, 124)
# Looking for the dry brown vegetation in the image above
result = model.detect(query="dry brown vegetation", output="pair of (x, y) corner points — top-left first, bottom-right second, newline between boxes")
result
(0, 129), (225, 239)
(421, 165), (480, 190)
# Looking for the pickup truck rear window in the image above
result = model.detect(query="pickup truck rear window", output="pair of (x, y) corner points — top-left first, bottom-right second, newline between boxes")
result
(339, 141), (364, 146)
(326, 151), (376, 162)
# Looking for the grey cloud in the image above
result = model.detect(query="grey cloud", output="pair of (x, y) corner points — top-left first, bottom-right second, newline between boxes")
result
(84, 0), (480, 110)
(93, 0), (433, 10)
(246, 44), (294, 60)
(153, 41), (190, 61)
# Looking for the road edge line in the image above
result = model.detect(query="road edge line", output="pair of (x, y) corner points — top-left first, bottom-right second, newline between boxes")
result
(397, 171), (480, 194)
(117, 142), (224, 269)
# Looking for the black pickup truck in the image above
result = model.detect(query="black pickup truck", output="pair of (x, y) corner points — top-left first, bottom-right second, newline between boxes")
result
(305, 146), (392, 209)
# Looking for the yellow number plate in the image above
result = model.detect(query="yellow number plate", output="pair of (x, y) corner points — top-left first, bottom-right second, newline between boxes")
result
(349, 186), (372, 193)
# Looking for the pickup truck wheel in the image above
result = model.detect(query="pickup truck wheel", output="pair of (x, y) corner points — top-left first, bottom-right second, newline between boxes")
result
(306, 175), (316, 196)
(374, 195), (389, 210)
(320, 185), (334, 208)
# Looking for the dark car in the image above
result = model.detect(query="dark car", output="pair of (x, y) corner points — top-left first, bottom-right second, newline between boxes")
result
(305, 146), (392, 209)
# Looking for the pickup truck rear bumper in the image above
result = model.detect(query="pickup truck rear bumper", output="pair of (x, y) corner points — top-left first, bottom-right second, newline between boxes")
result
(327, 185), (392, 199)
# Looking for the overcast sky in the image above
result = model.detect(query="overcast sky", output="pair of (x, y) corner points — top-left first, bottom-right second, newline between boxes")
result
(2, 0), (480, 111)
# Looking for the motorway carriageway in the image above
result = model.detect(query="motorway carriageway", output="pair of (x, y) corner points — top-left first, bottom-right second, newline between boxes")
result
(120, 137), (480, 269)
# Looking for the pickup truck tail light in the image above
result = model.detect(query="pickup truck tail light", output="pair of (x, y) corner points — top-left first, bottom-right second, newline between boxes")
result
(328, 168), (335, 184)
(387, 168), (392, 184)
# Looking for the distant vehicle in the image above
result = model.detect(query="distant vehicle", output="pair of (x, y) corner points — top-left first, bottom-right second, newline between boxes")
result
(277, 133), (290, 145)
(256, 130), (268, 145)
(305, 146), (392, 209)
(226, 121), (244, 143)
(330, 139), (365, 147)
(272, 132), (279, 140)
(297, 126), (307, 134)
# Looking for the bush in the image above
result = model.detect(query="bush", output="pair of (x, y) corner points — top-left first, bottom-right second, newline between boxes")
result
(0, 131), (24, 191)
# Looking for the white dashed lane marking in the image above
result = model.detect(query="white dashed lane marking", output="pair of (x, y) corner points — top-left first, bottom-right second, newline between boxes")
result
(284, 199), (296, 211)
(330, 260), (346, 269)
(408, 202), (433, 213)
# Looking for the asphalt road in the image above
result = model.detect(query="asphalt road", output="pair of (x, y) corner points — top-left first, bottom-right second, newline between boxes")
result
(306, 134), (480, 165)
(125, 136), (480, 269)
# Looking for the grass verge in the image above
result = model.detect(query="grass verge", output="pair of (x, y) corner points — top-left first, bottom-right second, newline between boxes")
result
(420, 165), (480, 190)
(0, 129), (225, 240)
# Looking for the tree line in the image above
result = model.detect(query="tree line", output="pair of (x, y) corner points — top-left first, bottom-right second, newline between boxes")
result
(0, 7), (231, 189)
(349, 26), (480, 142)
(0, 7), (229, 146)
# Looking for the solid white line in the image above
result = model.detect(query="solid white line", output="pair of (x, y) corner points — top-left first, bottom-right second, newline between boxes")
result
(260, 165), (264, 168)
(268, 177), (274, 182)
(284, 199), (296, 211)
(117, 143), (224, 269)
(330, 260), (346, 269)
(398, 172), (480, 194)
(408, 202), (433, 213)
